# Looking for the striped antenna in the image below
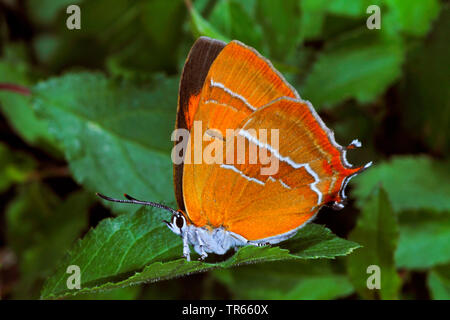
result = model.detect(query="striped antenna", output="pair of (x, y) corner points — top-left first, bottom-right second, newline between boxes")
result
(96, 193), (177, 214)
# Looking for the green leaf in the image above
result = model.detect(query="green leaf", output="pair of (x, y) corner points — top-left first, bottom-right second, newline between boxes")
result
(396, 210), (450, 269)
(256, 0), (302, 60)
(327, 0), (377, 17)
(428, 265), (450, 300)
(107, 0), (187, 76)
(208, 0), (263, 50)
(0, 143), (35, 193)
(353, 156), (450, 213)
(301, 31), (404, 108)
(213, 260), (354, 299)
(41, 205), (359, 299)
(299, 0), (329, 41)
(27, 0), (83, 25)
(347, 187), (401, 299)
(66, 286), (141, 300)
(6, 183), (93, 298)
(188, 6), (230, 42)
(0, 59), (57, 150)
(325, 0), (440, 37)
(384, 0), (441, 37)
(32, 72), (178, 214)
(400, 6), (450, 154)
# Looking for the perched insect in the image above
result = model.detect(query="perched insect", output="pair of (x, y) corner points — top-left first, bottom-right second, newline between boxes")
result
(98, 37), (371, 261)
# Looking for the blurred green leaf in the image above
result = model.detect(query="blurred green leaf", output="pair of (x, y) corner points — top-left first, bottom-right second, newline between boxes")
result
(299, 0), (329, 41)
(138, 280), (182, 299)
(301, 31), (404, 108)
(27, 0), (83, 25)
(41, 205), (359, 299)
(428, 265), (450, 300)
(256, 0), (302, 60)
(0, 58), (58, 150)
(29, 0), (186, 75)
(353, 156), (450, 212)
(384, 0), (441, 37)
(213, 260), (354, 299)
(107, 0), (186, 76)
(347, 187), (401, 299)
(327, 0), (378, 17)
(0, 143), (35, 192)
(188, 5), (230, 42)
(209, 0), (263, 50)
(141, 0), (186, 62)
(32, 72), (177, 215)
(396, 210), (450, 269)
(400, 6), (449, 154)
(6, 183), (93, 298)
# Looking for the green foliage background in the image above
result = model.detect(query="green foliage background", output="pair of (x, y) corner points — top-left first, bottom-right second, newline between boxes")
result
(0, 0), (448, 300)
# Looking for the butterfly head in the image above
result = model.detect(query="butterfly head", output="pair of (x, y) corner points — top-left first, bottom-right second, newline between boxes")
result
(163, 210), (189, 236)
(96, 193), (189, 234)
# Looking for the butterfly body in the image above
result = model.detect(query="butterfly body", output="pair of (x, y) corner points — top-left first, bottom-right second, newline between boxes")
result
(164, 208), (303, 260)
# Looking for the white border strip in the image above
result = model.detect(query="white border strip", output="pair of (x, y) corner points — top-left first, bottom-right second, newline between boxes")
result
(210, 78), (256, 111)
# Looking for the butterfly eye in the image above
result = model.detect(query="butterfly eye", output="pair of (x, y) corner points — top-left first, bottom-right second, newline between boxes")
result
(175, 215), (185, 229)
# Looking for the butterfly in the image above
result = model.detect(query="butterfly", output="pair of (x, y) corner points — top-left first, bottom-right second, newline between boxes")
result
(98, 37), (372, 261)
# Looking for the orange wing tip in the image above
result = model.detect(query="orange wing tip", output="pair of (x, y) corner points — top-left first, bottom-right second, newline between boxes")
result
(334, 160), (373, 210)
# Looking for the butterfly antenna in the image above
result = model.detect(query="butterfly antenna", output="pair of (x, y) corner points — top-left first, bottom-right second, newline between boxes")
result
(96, 193), (177, 214)
(124, 193), (138, 201)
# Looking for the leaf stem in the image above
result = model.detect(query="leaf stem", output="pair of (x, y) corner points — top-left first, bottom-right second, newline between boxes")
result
(0, 83), (31, 96)
(26, 166), (71, 181)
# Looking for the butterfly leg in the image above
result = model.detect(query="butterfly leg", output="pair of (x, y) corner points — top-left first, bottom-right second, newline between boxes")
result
(198, 247), (208, 261)
(182, 233), (191, 261)
(195, 232), (208, 260)
(248, 241), (271, 247)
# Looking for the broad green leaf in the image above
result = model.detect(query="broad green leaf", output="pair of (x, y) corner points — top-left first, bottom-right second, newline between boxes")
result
(140, 0), (186, 68)
(6, 183), (93, 298)
(347, 187), (401, 299)
(41, 205), (359, 299)
(107, 0), (186, 76)
(428, 265), (450, 300)
(326, 0), (440, 37)
(327, 0), (378, 17)
(188, 6), (230, 42)
(400, 6), (450, 154)
(0, 143), (35, 193)
(32, 72), (177, 214)
(208, 0), (263, 50)
(384, 0), (441, 37)
(213, 260), (354, 300)
(353, 156), (450, 213)
(300, 0), (329, 40)
(256, 0), (302, 60)
(396, 211), (450, 269)
(301, 31), (404, 108)
(0, 59), (57, 150)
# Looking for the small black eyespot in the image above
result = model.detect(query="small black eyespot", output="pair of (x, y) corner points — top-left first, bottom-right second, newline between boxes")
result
(175, 215), (184, 228)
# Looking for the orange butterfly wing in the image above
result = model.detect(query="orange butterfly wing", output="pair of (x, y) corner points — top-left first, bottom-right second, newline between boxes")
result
(174, 37), (226, 211)
(181, 39), (299, 227)
(203, 97), (366, 240)
(178, 38), (369, 241)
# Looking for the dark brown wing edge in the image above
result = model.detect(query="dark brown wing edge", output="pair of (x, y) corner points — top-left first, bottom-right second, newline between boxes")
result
(174, 37), (226, 211)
